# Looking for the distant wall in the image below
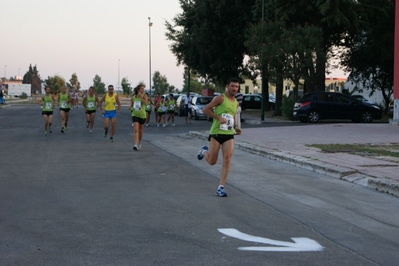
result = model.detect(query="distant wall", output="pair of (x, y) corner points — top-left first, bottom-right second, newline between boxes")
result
(8, 84), (31, 97)
(343, 80), (389, 105)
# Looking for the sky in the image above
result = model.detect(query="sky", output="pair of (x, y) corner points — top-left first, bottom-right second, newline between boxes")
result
(1, 0), (186, 90)
(1, 0), (347, 91)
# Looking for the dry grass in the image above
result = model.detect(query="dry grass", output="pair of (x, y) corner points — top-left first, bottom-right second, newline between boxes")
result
(308, 143), (399, 158)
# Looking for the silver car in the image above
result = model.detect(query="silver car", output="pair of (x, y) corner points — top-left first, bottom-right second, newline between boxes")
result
(191, 96), (213, 120)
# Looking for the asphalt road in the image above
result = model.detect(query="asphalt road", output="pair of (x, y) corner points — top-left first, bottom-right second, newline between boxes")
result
(1, 105), (399, 265)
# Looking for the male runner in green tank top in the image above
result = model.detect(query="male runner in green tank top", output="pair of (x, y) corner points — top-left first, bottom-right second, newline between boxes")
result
(39, 86), (55, 136)
(58, 85), (72, 133)
(197, 78), (242, 197)
(82, 86), (100, 134)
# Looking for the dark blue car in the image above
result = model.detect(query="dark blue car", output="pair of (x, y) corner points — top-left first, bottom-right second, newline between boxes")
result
(293, 92), (382, 123)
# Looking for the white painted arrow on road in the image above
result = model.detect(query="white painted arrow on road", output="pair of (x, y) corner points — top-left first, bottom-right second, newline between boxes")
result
(218, 228), (324, 252)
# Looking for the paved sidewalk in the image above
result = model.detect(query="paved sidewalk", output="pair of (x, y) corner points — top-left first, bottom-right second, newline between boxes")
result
(189, 120), (399, 198)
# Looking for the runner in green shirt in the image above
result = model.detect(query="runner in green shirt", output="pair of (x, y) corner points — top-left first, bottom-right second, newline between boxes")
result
(58, 85), (72, 133)
(130, 84), (148, 150)
(197, 78), (242, 197)
(39, 86), (55, 136)
(166, 94), (177, 126)
(82, 86), (100, 134)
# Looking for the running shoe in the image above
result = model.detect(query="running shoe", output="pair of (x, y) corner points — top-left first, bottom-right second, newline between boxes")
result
(172, 124), (175, 127)
(104, 130), (108, 138)
(89, 130), (92, 134)
(138, 143), (142, 150)
(197, 145), (208, 160)
(86, 122), (89, 128)
(64, 123), (68, 129)
(61, 127), (64, 133)
(133, 145), (138, 151)
(216, 186), (227, 197)
(157, 123), (160, 127)
(44, 131), (48, 136)
(163, 124), (166, 127)
(49, 126), (52, 133)
(109, 137), (114, 142)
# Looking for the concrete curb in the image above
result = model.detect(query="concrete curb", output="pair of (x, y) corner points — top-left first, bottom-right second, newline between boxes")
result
(236, 142), (357, 179)
(368, 177), (399, 197)
(0, 104), (11, 109)
(188, 131), (399, 198)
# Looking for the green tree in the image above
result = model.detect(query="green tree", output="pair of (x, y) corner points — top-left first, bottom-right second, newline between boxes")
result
(93, 75), (105, 94)
(44, 75), (65, 94)
(66, 73), (81, 91)
(22, 64), (40, 84)
(121, 77), (131, 95)
(152, 71), (170, 95)
(182, 70), (202, 94)
(246, 21), (324, 115)
(22, 64), (41, 94)
(342, 0), (394, 111)
(273, 0), (360, 92)
(165, 0), (256, 86)
(169, 85), (178, 93)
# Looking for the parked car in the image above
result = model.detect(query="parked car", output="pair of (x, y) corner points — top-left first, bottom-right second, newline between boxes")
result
(191, 96), (214, 120)
(351, 95), (374, 105)
(293, 92), (382, 123)
(176, 93), (199, 116)
(163, 93), (181, 101)
(241, 94), (276, 110)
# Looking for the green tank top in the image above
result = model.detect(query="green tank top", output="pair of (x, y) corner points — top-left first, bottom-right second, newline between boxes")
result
(131, 95), (146, 119)
(145, 101), (152, 112)
(42, 95), (53, 111)
(210, 93), (237, 135)
(59, 92), (70, 109)
(167, 99), (175, 110)
(157, 101), (167, 113)
(86, 95), (96, 111)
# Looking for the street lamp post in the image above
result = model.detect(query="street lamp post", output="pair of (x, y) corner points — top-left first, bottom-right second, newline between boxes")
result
(394, 0), (399, 123)
(148, 17), (153, 96)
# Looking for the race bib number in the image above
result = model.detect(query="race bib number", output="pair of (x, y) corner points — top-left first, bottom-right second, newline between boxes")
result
(169, 104), (174, 109)
(61, 101), (67, 108)
(45, 102), (52, 109)
(134, 101), (141, 110)
(160, 106), (167, 112)
(88, 102), (94, 108)
(219, 113), (234, 131)
(146, 104), (151, 109)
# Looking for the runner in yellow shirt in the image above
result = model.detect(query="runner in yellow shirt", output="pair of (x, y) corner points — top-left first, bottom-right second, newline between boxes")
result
(99, 85), (121, 142)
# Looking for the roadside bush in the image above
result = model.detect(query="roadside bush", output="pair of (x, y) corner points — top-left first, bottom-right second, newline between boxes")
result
(281, 95), (295, 120)
(20, 92), (28, 99)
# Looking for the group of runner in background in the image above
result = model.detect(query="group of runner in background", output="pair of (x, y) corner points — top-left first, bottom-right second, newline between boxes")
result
(145, 92), (177, 128)
(38, 86), (181, 149)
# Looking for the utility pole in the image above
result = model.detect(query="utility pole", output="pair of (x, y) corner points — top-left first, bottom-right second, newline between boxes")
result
(148, 17), (153, 96)
(393, 0), (399, 124)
